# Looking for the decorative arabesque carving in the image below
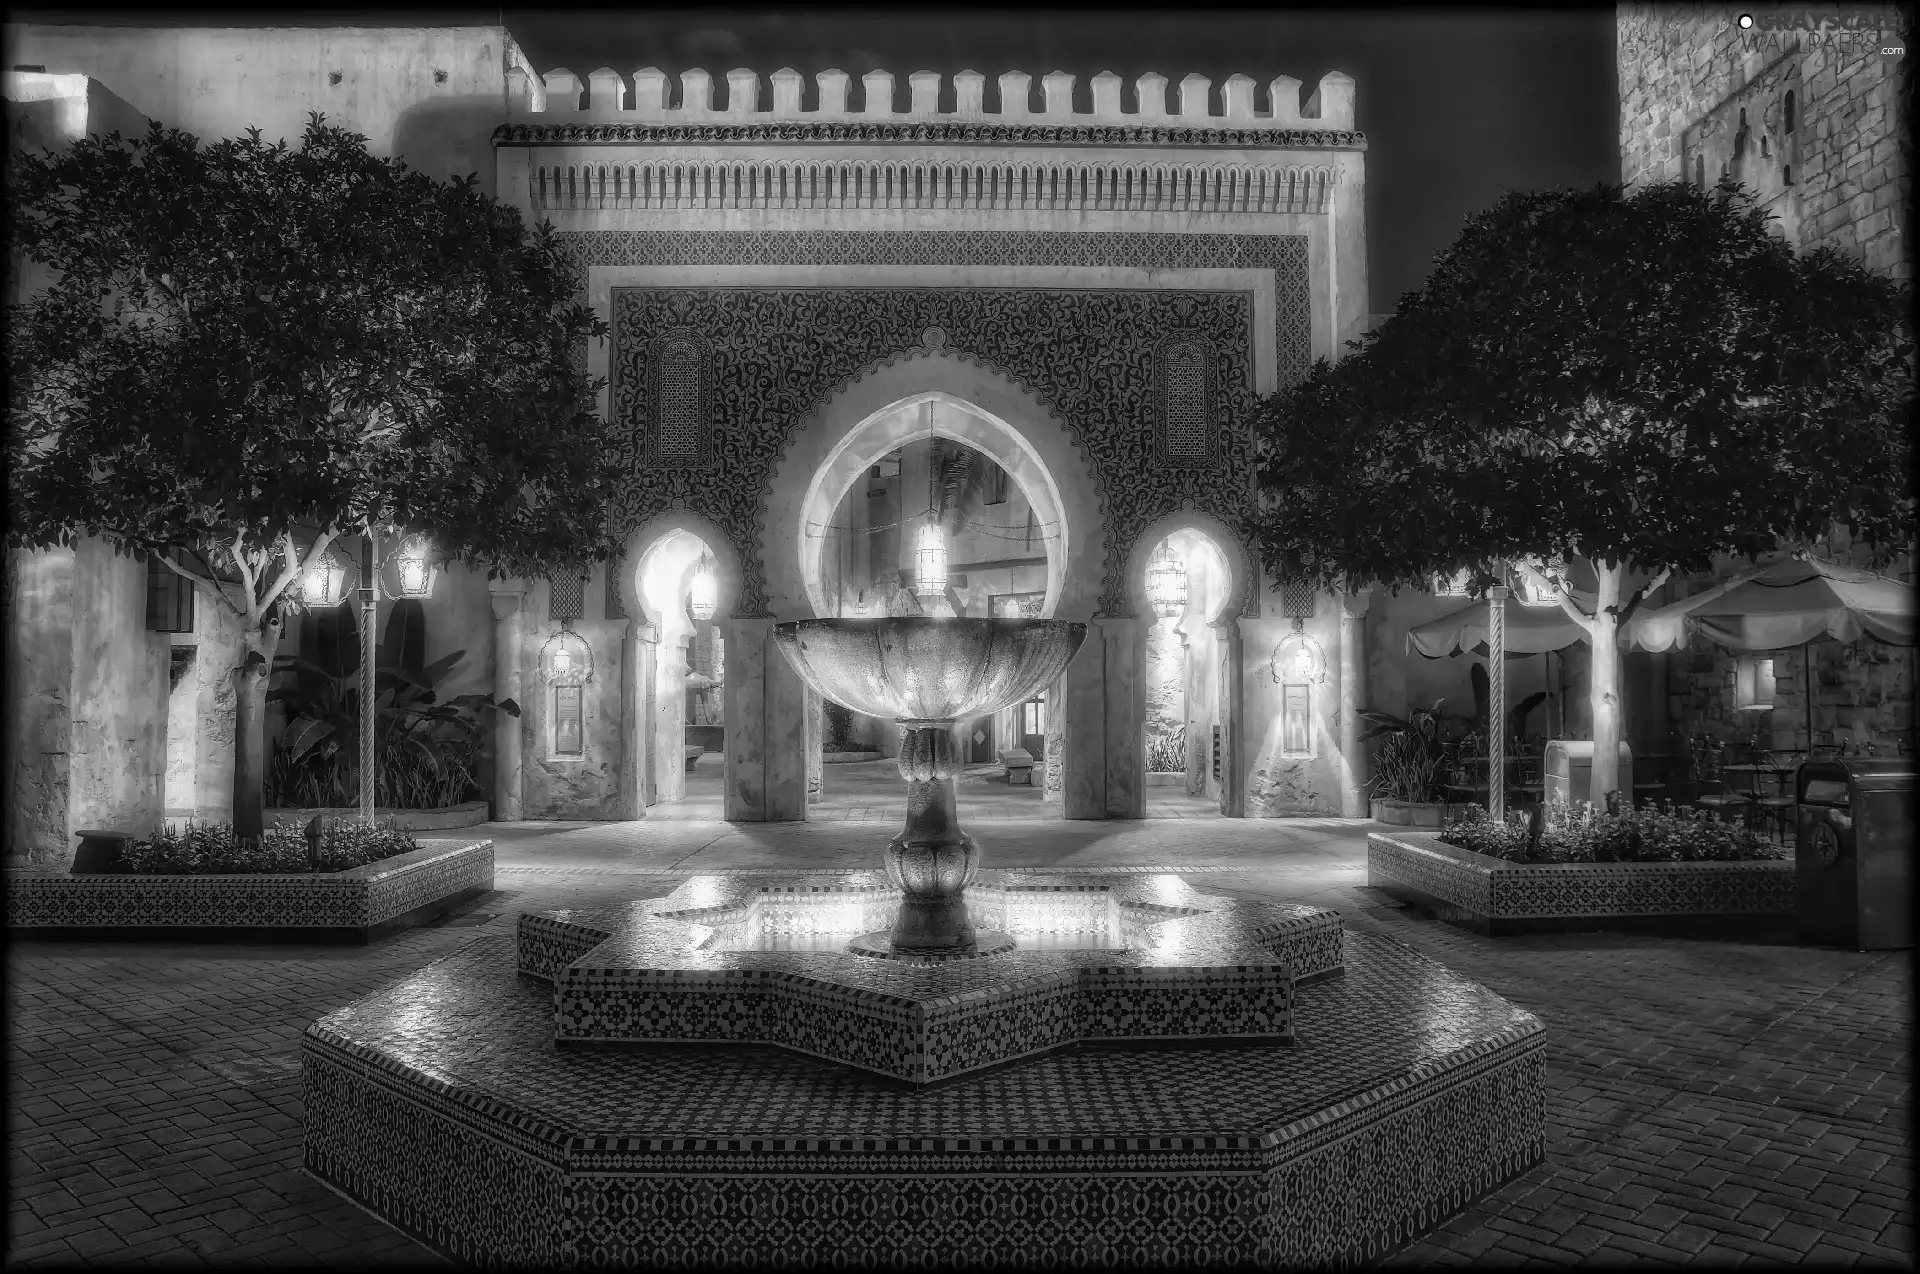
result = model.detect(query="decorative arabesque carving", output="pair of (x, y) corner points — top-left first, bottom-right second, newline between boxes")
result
(609, 287), (1256, 618)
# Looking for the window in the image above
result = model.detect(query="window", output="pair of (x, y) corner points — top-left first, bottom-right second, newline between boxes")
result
(653, 333), (708, 463)
(984, 465), (1009, 506)
(554, 685), (584, 756)
(1022, 698), (1043, 737)
(1281, 684), (1312, 757)
(1695, 154), (1706, 188)
(1732, 657), (1776, 711)
(1784, 90), (1795, 134)
(146, 553), (196, 634)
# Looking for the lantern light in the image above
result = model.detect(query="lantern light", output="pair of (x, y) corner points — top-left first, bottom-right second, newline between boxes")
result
(291, 546), (356, 608)
(914, 518), (948, 599)
(1271, 620), (1327, 684)
(688, 554), (718, 622)
(540, 629), (593, 684)
(552, 647), (573, 676)
(389, 535), (436, 599)
(1145, 542), (1189, 619)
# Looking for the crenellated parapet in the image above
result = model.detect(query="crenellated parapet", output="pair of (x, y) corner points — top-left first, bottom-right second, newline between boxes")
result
(503, 65), (1359, 134)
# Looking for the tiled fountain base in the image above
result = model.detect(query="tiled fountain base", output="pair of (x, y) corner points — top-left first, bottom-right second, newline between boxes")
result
(521, 871), (1345, 1084)
(302, 916), (1546, 1268)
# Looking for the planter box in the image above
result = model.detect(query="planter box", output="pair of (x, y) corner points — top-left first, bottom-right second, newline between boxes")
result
(1366, 831), (1793, 937)
(823, 751), (883, 764)
(265, 801), (490, 832)
(6, 840), (493, 945)
(1371, 799), (1477, 829)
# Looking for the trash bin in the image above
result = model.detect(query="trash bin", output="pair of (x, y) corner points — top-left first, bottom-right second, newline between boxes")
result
(1543, 741), (1634, 812)
(1795, 758), (1914, 950)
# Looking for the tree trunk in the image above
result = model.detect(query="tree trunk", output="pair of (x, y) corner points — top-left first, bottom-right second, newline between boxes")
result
(230, 610), (284, 842)
(1588, 563), (1625, 810)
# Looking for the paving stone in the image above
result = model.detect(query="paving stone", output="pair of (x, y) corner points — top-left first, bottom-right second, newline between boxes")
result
(6, 818), (1908, 1269)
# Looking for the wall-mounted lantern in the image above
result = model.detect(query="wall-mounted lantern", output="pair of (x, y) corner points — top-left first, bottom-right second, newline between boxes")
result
(1145, 542), (1189, 619)
(540, 627), (595, 684)
(1271, 618), (1327, 684)
(914, 518), (948, 599)
(688, 553), (718, 622)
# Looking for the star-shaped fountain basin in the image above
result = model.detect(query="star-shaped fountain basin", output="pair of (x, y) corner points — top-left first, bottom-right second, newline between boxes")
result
(528, 871), (1345, 1085)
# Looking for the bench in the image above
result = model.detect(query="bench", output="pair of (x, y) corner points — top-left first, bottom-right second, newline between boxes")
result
(998, 749), (1035, 786)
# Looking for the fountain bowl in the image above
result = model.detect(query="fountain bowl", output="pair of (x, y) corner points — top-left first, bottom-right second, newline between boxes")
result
(772, 617), (1085, 723)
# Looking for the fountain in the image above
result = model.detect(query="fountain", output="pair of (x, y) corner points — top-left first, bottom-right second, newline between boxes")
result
(301, 616), (1548, 1268)
(771, 616), (1084, 958)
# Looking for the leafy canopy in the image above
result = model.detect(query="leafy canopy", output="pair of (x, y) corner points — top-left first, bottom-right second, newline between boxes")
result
(1250, 177), (1915, 596)
(6, 113), (619, 596)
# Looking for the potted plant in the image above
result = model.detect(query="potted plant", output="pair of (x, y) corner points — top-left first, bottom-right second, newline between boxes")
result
(1359, 699), (1476, 828)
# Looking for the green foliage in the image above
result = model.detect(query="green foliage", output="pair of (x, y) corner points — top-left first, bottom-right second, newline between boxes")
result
(823, 699), (854, 746)
(264, 604), (517, 810)
(1440, 800), (1783, 865)
(116, 818), (419, 875)
(1249, 177), (1915, 595)
(5, 112), (618, 585)
(1360, 699), (1452, 802)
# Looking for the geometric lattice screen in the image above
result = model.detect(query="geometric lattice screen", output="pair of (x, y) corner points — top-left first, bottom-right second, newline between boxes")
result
(653, 332), (709, 465)
(1154, 334), (1215, 468)
(548, 571), (588, 621)
(1279, 578), (1317, 619)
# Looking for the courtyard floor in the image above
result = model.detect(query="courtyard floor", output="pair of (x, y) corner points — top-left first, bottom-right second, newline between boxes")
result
(5, 814), (1910, 1268)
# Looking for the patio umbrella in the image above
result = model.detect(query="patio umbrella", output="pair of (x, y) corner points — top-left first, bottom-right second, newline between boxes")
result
(1627, 556), (1916, 753)
(1406, 588), (1606, 658)
(1627, 557), (1915, 653)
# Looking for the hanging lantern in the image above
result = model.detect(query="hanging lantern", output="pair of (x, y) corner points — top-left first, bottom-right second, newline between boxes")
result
(388, 534), (437, 599)
(1145, 542), (1189, 619)
(688, 553), (718, 622)
(914, 518), (948, 599)
(290, 544), (357, 608)
(1271, 620), (1327, 684)
(540, 628), (594, 684)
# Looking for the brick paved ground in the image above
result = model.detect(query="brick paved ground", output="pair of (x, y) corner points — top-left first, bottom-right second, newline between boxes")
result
(6, 817), (1911, 1268)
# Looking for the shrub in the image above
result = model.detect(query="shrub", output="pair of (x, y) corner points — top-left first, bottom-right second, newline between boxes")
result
(1439, 801), (1784, 864)
(116, 819), (420, 875)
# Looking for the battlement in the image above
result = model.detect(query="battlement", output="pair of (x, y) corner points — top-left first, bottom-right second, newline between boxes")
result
(507, 66), (1357, 132)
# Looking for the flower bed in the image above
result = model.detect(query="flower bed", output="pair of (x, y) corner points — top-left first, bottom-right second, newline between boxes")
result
(112, 819), (423, 876)
(266, 801), (490, 831)
(7, 839), (494, 944)
(1366, 821), (1793, 937)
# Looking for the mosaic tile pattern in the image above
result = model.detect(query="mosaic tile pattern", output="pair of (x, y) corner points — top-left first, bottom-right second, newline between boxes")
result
(302, 925), (1546, 1267)
(524, 871), (1342, 1083)
(1367, 832), (1795, 935)
(5, 842), (493, 934)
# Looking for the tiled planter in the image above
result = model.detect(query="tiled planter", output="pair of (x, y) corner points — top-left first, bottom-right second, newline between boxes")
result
(6, 840), (493, 944)
(1366, 831), (1794, 937)
(1372, 799), (1477, 829)
(264, 801), (490, 831)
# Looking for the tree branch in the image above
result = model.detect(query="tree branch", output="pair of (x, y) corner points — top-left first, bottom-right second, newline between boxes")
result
(1513, 558), (1598, 630)
(1616, 565), (1673, 627)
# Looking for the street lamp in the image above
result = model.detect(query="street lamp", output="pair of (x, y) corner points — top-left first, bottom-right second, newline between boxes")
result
(913, 518), (947, 599)
(388, 534), (437, 599)
(688, 553), (717, 622)
(1145, 542), (1189, 619)
(290, 545), (357, 609)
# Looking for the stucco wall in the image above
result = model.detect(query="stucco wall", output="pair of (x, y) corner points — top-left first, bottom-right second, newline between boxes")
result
(3, 25), (510, 194)
(4, 548), (74, 866)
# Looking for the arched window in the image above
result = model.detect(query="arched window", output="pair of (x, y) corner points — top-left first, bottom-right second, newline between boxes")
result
(652, 331), (711, 465)
(1695, 154), (1706, 188)
(1154, 334), (1217, 468)
(1784, 90), (1796, 134)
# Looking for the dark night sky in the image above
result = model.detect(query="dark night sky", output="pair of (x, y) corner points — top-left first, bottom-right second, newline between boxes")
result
(16, 8), (1622, 314)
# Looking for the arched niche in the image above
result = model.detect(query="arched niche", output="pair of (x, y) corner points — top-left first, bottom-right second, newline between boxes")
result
(762, 348), (1106, 622)
(1123, 509), (1256, 627)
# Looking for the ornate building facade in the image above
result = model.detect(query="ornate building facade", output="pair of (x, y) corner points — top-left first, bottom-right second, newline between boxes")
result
(3, 22), (1376, 860)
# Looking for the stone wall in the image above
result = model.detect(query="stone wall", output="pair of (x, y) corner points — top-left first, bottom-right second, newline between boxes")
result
(1617, 2), (1911, 281)
(4, 548), (74, 867)
(3, 24), (510, 194)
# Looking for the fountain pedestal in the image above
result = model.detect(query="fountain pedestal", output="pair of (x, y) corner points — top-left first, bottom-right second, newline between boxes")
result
(876, 721), (999, 955)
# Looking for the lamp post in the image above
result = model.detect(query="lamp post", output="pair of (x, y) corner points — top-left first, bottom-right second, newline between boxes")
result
(1488, 584), (1509, 823)
(357, 532), (436, 824)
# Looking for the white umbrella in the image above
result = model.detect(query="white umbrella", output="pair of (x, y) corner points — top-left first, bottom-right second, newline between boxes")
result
(1407, 588), (1608, 658)
(1628, 556), (1914, 756)
(1628, 556), (1915, 652)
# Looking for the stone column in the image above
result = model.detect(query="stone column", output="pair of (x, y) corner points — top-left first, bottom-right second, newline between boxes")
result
(632, 623), (659, 812)
(725, 616), (810, 821)
(5, 547), (75, 867)
(1218, 617), (1246, 818)
(619, 620), (651, 817)
(1061, 629), (1105, 819)
(656, 633), (690, 805)
(806, 687), (824, 804)
(1101, 616), (1148, 819)
(1338, 589), (1371, 818)
(488, 586), (525, 822)
(1042, 670), (1066, 801)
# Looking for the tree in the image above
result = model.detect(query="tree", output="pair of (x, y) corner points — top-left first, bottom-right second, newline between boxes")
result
(7, 114), (619, 840)
(1250, 177), (1914, 808)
